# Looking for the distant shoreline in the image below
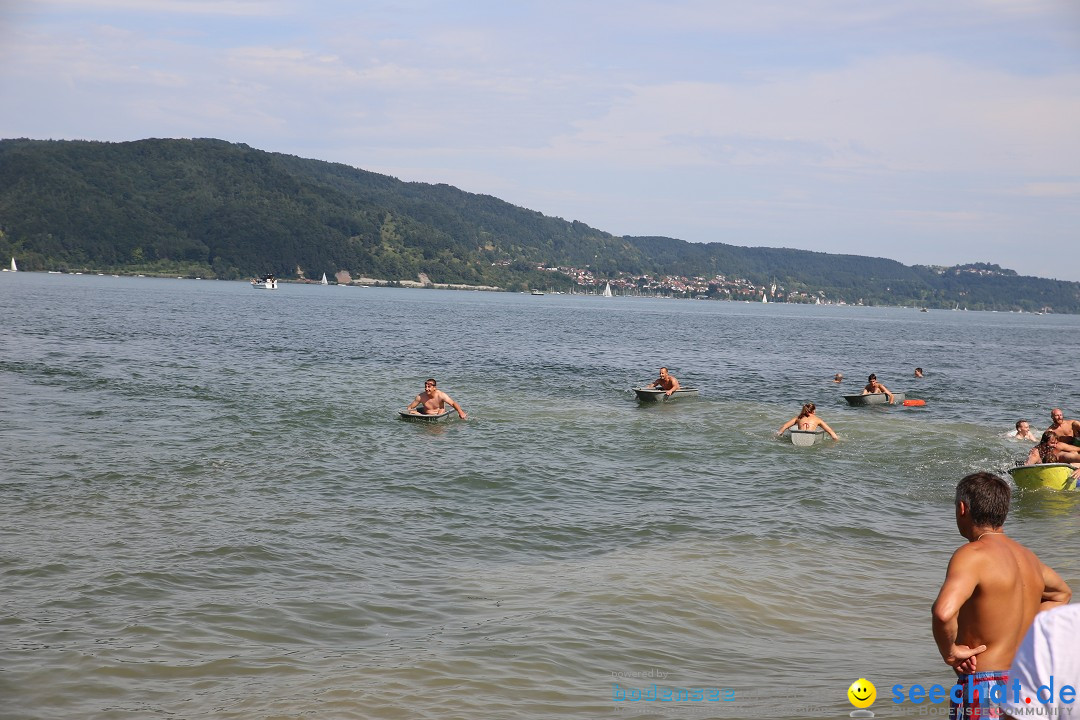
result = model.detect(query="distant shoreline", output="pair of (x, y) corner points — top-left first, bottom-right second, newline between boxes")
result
(6, 271), (1065, 313)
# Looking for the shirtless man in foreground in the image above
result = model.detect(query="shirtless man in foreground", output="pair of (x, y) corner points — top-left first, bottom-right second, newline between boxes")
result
(931, 473), (1071, 719)
(861, 373), (895, 404)
(646, 367), (680, 397)
(406, 378), (467, 420)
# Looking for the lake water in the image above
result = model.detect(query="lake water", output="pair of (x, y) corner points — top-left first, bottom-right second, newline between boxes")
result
(2, 273), (1078, 720)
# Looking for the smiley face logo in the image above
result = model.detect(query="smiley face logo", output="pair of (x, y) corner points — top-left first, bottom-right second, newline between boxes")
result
(848, 678), (876, 708)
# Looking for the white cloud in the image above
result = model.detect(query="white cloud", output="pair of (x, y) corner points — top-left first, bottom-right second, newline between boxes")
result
(539, 56), (1080, 178)
(20, 0), (291, 17)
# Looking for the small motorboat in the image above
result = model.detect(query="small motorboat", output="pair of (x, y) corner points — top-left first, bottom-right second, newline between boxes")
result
(1007, 463), (1077, 491)
(251, 275), (278, 290)
(789, 429), (827, 447)
(633, 387), (700, 402)
(399, 408), (458, 423)
(844, 392), (905, 406)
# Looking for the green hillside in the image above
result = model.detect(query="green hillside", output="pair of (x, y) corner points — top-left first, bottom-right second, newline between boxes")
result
(1, 138), (1077, 312)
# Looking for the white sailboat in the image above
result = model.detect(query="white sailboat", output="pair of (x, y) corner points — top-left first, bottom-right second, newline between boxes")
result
(10, 257), (17, 272)
(761, 291), (768, 303)
(602, 281), (613, 298)
(320, 273), (329, 285)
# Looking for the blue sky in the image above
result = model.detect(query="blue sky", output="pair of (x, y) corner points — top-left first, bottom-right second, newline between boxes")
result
(2, 0), (1079, 280)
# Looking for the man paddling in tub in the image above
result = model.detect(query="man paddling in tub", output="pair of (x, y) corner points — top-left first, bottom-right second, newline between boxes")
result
(406, 378), (467, 419)
(645, 367), (681, 397)
(861, 373), (896, 404)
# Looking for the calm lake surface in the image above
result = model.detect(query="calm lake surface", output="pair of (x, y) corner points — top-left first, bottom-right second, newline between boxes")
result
(2, 273), (1078, 720)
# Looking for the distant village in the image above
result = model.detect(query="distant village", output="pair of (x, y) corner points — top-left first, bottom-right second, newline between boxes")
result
(533, 264), (827, 303)
(320, 260), (1050, 311)
(330, 262), (826, 301)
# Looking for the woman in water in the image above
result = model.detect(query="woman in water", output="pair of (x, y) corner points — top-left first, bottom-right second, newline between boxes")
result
(778, 403), (839, 440)
(1027, 431), (1080, 465)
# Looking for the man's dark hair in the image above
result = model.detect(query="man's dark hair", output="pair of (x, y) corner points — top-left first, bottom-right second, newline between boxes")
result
(426, 378), (437, 386)
(955, 472), (1011, 528)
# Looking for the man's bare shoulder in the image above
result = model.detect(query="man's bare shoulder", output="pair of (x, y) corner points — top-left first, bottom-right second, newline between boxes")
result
(949, 541), (978, 560)
(953, 537), (1041, 570)
(947, 541), (994, 569)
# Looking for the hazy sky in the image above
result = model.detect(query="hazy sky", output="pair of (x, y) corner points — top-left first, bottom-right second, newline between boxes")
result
(2, 0), (1079, 280)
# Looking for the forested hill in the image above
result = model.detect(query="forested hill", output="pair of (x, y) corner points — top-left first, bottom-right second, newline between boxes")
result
(1, 137), (1077, 312)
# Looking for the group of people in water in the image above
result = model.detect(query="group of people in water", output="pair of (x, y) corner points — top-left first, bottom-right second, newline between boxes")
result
(781, 372), (1080, 714)
(1000, 409), (1080, 480)
(793, 372), (1080, 481)
(406, 371), (1080, 480)
(775, 370), (912, 439)
(403, 371), (1079, 717)
(1019, 408), (1080, 470)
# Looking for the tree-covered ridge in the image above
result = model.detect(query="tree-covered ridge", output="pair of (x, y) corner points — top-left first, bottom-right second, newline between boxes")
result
(1, 137), (1078, 312)
(0, 138), (644, 291)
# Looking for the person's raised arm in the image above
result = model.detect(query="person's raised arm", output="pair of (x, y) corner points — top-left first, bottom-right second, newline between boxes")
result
(666, 376), (680, 396)
(406, 394), (422, 412)
(931, 550), (987, 670)
(777, 417), (797, 435)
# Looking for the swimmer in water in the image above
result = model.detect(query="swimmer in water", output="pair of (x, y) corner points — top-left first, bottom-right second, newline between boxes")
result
(778, 403), (839, 440)
(1008, 420), (1038, 442)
